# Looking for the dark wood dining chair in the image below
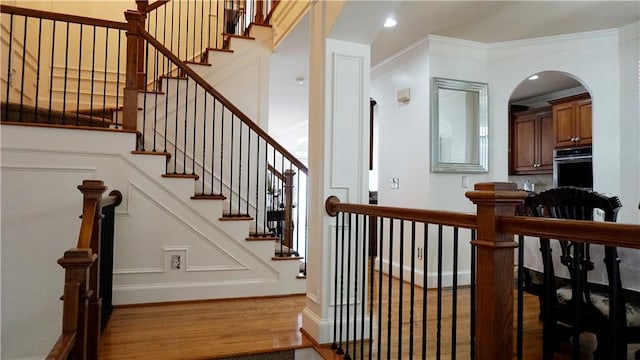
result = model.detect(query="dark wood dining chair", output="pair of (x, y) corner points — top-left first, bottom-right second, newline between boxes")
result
(524, 187), (640, 359)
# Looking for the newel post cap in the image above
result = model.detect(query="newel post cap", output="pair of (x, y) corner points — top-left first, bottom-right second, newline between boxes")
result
(465, 182), (527, 205)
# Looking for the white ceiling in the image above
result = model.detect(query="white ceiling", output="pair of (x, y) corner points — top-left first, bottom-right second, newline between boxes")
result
(269, 1), (640, 159)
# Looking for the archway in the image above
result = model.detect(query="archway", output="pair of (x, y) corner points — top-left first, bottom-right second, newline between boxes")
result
(507, 71), (592, 192)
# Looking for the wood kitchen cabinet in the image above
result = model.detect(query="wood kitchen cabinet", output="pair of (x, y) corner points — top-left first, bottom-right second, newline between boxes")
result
(550, 93), (592, 148)
(510, 106), (554, 174)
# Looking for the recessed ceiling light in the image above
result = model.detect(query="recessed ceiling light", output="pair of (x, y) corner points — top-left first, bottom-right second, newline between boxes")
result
(528, 75), (539, 80)
(384, 17), (397, 28)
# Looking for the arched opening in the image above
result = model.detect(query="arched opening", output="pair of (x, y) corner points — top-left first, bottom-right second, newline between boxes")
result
(507, 71), (593, 192)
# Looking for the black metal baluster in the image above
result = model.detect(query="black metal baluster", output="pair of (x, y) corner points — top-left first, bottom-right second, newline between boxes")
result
(200, 0), (205, 60)
(211, 97), (218, 194)
(423, 223), (429, 360)
(47, 20), (56, 123)
(185, 0), (190, 60)
(409, 221), (416, 360)
(572, 244), (582, 359)
(360, 214), (368, 360)
(337, 211), (346, 355)
(238, 120), (243, 214)
(246, 130), (251, 216)
(34, 18), (42, 119)
(162, 3), (167, 76)
(398, 220), (404, 360)
(102, 30), (109, 126)
(220, 107), (226, 205)
(436, 224), (443, 360)
(114, 30), (121, 128)
(368, 216), (375, 360)
(377, 217), (384, 360)
(263, 142), (268, 234)
(451, 227), (459, 360)
(62, 22), (70, 124)
(75, 25), (83, 124)
(177, 0), (182, 61)
(192, 84), (198, 175)
(517, 235), (524, 360)
(18, 15), (27, 122)
(470, 228), (476, 360)
(332, 211), (340, 351)
(254, 137), (260, 231)
(163, 58), (170, 153)
(386, 219), (393, 360)
(201, 92), (207, 194)
(5, 14), (13, 119)
(229, 112), (235, 214)
(173, 67), (180, 173)
(87, 25), (96, 126)
(351, 213), (361, 359)
(183, 77), (189, 174)
(345, 212), (353, 360)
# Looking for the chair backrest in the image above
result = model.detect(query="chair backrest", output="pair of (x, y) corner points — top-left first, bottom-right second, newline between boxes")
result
(525, 187), (626, 355)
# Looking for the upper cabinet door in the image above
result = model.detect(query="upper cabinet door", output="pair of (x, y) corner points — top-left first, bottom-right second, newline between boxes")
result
(576, 99), (592, 146)
(550, 93), (592, 148)
(553, 102), (576, 148)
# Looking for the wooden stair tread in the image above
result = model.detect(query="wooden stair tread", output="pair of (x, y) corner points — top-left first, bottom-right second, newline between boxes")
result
(184, 60), (211, 67)
(246, 235), (278, 241)
(219, 215), (253, 221)
(191, 194), (226, 200)
(271, 255), (303, 261)
(131, 150), (172, 159)
(206, 47), (234, 54)
(223, 33), (256, 40)
(162, 173), (199, 180)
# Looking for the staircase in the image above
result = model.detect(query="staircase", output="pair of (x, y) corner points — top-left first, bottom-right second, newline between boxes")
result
(0, 1), (307, 308)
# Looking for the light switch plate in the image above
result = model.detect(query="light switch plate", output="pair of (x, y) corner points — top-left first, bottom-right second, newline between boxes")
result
(462, 176), (469, 189)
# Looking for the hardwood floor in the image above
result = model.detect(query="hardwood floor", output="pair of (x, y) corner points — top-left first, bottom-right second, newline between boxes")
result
(99, 272), (637, 359)
(100, 295), (313, 360)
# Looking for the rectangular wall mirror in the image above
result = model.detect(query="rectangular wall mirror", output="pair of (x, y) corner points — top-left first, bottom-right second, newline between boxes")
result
(431, 77), (489, 173)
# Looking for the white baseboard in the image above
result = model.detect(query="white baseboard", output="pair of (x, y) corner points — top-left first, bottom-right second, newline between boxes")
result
(375, 258), (471, 288)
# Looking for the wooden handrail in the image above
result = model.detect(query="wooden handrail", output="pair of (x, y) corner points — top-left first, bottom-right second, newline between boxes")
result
(142, 0), (171, 13)
(267, 164), (286, 182)
(0, 5), (127, 29)
(136, 25), (308, 174)
(500, 215), (640, 248)
(324, 195), (478, 229)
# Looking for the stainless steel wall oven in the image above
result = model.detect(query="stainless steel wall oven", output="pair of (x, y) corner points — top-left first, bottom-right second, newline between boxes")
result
(553, 146), (593, 189)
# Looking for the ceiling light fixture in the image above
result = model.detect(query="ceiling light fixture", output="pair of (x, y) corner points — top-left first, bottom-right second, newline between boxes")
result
(528, 75), (539, 80)
(384, 17), (397, 28)
(295, 77), (305, 85)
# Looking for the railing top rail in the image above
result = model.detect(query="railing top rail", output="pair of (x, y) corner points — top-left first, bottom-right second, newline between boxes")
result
(137, 25), (308, 174)
(0, 5), (128, 30)
(141, 0), (171, 14)
(500, 215), (640, 249)
(325, 196), (478, 229)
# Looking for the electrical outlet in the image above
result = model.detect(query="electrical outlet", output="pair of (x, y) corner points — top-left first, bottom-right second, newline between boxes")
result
(417, 247), (423, 260)
(391, 177), (399, 189)
(171, 255), (181, 269)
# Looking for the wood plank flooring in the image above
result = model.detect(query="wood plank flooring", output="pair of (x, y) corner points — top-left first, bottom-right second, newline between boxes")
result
(100, 271), (638, 359)
(100, 295), (313, 360)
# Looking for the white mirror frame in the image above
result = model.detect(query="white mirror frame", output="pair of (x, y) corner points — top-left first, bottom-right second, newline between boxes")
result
(431, 77), (489, 173)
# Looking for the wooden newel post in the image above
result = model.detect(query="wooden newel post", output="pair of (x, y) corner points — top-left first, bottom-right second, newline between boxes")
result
(124, 10), (145, 132)
(77, 180), (107, 359)
(58, 249), (96, 360)
(283, 169), (295, 248)
(465, 182), (527, 360)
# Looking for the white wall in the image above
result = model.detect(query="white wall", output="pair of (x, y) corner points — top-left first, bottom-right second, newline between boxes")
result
(371, 24), (640, 287)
